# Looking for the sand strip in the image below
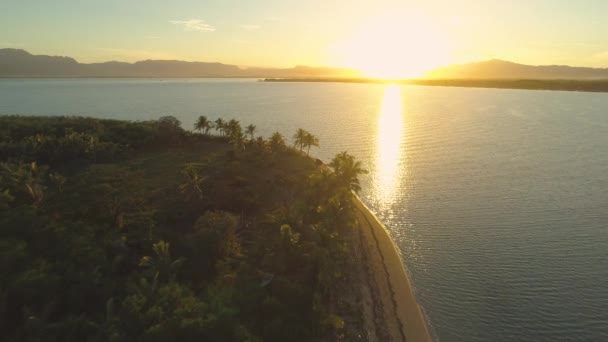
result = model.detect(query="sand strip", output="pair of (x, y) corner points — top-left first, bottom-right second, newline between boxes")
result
(353, 196), (431, 342)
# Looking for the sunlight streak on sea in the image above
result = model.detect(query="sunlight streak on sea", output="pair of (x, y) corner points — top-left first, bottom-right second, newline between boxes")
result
(374, 84), (404, 206)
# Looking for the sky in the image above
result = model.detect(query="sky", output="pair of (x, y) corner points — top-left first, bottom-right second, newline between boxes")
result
(1, 0), (607, 76)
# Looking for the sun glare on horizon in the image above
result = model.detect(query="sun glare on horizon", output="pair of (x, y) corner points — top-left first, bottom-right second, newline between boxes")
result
(333, 12), (452, 79)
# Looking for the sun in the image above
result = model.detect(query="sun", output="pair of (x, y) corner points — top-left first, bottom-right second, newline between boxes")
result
(333, 12), (452, 79)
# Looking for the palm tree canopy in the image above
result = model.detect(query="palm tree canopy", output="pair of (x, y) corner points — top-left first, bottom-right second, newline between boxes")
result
(214, 118), (225, 135)
(194, 116), (208, 132)
(304, 132), (319, 154)
(246, 124), (256, 139)
(269, 132), (286, 151)
(329, 151), (368, 193)
(293, 128), (308, 151)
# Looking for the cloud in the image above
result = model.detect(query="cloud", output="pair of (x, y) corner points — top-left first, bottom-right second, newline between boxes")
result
(241, 24), (260, 31)
(170, 19), (215, 32)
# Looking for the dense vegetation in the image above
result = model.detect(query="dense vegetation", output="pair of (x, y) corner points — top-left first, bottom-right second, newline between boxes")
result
(0, 115), (366, 341)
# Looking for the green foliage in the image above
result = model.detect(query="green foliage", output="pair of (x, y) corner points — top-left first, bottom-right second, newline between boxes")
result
(280, 224), (301, 245)
(292, 128), (319, 155)
(0, 116), (368, 342)
(139, 240), (185, 283)
(304, 132), (319, 155)
(194, 211), (241, 258)
(213, 118), (226, 136)
(0, 115), (190, 166)
(194, 115), (212, 134)
(121, 282), (212, 341)
(179, 165), (207, 200)
(293, 128), (307, 152)
(269, 131), (286, 152)
(329, 151), (368, 193)
(245, 124), (256, 141)
(0, 161), (48, 206)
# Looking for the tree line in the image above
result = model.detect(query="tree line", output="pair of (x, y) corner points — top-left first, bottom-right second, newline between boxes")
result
(194, 115), (320, 156)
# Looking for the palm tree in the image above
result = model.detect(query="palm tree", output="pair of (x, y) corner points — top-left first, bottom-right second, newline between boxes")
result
(269, 132), (286, 152)
(1, 161), (47, 206)
(293, 128), (307, 152)
(254, 136), (267, 151)
(194, 116), (210, 134)
(245, 124), (256, 141)
(304, 132), (319, 155)
(329, 151), (368, 193)
(226, 119), (241, 138)
(179, 165), (207, 200)
(229, 132), (246, 152)
(214, 118), (225, 136)
(225, 120), (245, 152)
(139, 240), (184, 283)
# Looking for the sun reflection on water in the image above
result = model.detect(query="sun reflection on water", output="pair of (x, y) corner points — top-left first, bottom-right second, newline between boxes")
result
(375, 84), (404, 203)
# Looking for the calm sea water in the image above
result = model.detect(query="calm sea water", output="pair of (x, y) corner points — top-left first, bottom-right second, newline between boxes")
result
(1, 79), (607, 341)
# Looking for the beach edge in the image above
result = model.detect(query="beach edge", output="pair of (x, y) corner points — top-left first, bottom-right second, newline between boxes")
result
(353, 196), (432, 342)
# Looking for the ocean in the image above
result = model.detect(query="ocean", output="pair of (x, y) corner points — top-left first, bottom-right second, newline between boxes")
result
(1, 78), (607, 341)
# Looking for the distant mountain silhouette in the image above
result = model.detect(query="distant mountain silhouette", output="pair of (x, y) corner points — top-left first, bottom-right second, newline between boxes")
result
(3, 49), (607, 79)
(0, 49), (360, 78)
(426, 59), (608, 79)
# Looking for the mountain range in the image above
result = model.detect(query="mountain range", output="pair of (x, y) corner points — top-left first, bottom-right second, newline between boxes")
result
(1, 49), (607, 79)
(425, 59), (608, 79)
(0, 49), (360, 78)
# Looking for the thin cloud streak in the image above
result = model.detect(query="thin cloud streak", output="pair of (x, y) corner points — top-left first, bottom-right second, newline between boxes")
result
(170, 19), (215, 32)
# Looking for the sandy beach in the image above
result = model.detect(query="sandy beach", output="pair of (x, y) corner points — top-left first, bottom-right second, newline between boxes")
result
(353, 197), (431, 342)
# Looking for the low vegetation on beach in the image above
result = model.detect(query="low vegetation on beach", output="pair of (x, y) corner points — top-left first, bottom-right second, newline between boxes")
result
(0, 115), (368, 341)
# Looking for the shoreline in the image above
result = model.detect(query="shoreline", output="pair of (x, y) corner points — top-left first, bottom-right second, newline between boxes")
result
(353, 196), (432, 342)
(264, 77), (608, 93)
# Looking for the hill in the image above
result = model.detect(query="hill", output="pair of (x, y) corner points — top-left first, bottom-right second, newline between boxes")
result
(426, 59), (608, 79)
(0, 49), (360, 78)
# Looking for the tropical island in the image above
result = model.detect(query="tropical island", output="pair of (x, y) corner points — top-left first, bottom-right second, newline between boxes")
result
(0, 115), (429, 341)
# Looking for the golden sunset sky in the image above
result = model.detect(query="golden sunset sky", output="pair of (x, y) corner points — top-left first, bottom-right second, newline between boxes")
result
(1, 0), (607, 78)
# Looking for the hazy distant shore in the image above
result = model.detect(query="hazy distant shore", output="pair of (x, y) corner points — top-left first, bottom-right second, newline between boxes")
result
(264, 78), (608, 93)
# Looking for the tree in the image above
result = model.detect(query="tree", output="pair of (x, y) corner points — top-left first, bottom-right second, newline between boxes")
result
(269, 132), (286, 153)
(139, 240), (184, 283)
(293, 128), (307, 152)
(329, 151), (368, 193)
(194, 116), (211, 134)
(0, 161), (48, 207)
(254, 136), (268, 152)
(179, 165), (207, 200)
(245, 124), (256, 141)
(157, 116), (184, 145)
(158, 116), (181, 129)
(304, 132), (319, 155)
(226, 120), (245, 152)
(226, 119), (240, 137)
(214, 118), (226, 136)
(121, 281), (212, 340)
(193, 211), (241, 258)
